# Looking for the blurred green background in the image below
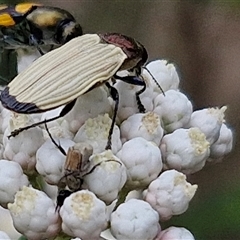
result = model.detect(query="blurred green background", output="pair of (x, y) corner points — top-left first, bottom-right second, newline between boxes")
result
(1, 1), (240, 239)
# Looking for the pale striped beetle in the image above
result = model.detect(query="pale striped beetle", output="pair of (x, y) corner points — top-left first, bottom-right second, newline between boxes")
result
(0, 33), (148, 149)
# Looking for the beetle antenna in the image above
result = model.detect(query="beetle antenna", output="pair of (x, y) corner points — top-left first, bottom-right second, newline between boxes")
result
(44, 122), (66, 156)
(143, 66), (165, 96)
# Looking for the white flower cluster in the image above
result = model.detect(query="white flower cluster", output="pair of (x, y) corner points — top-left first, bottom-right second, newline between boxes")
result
(0, 59), (233, 240)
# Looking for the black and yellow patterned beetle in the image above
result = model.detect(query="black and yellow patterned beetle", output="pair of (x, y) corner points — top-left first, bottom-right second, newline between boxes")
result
(0, 3), (82, 50)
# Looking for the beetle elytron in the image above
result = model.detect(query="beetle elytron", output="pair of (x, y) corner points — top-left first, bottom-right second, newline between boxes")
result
(0, 33), (148, 149)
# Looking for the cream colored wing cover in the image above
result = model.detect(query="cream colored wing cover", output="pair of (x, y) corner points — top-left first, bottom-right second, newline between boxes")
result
(8, 34), (127, 110)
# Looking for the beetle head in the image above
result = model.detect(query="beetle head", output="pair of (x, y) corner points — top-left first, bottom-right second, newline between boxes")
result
(55, 19), (82, 44)
(55, 189), (72, 211)
(99, 33), (148, 75)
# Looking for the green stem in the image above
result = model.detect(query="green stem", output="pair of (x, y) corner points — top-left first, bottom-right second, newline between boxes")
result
(113, 187), (131, 211)
(28, 172), (45, 190)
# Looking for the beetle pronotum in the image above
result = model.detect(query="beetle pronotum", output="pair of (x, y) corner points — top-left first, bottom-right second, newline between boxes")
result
(0, 33), (148, 149)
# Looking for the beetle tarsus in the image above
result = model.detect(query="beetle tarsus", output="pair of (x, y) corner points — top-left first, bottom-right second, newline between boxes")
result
(105, 82), (119, 150)
(136, 83), (147, 113)
(44, 122), (66, 156)
(8, 128), (22, 138)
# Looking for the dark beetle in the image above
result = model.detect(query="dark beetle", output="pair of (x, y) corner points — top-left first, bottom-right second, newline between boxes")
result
(0, 3), (82, 51)
(45, 123), (120, 211)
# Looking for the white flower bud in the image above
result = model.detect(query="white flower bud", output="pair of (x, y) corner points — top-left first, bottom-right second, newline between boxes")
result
(153, 90), (193, 133)
(142, 60), (180, 95)
(84, 150), (127, 204)
(41, 109), (74, 139)
(0, 207), (21, 239)
(16, 48), (42, 73)
(208, 123), (233, 162)
(100, 229), (117, 240)
(60, 190), (107, 239)
(0, 160), (29, 207)
(117, 137), (162, 189)
(115, 80), (154, 122)
(42, 121), (74, 140)
(111, 199), (160, 240)
(3, 113), (44, 171)
(120, 112), (164, 145)
(8, 186), (61, 240)
(144, 170), (198, 221)
(40, 107), (64, 129)
(1, 108), (11, 134)
(74, 114), (122, 154)
(0, 231), (11, 239)
(188, 106), (227, 144)
(36, 138), (75, 185)
(160, 128), (210, 174)
(65, 86), (112, 133)
(0, 143), (4, 159)
(155, 226), (195, 240)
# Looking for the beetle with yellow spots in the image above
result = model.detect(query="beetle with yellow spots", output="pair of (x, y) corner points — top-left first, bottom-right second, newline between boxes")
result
(0, 33), (148, 149)
(0, 3), (82, 51)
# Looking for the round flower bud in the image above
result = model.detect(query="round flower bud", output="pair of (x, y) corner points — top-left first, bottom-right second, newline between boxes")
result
(65, 86), (112, 133)
(111, 199), (160, 240)
(208, 123), (234, 162)
(115, 80), (154, 122)
(153, 90), (193, 133)
(17, 48), (42, 73)
(188, 106), (227, 144)
(60, 190), (107, 239)
(160, 128), (210, 174)
(74, 114), (122, 154)
(0, 231), (11, 239)
(3, 113), (44, 171)
(84, 150), (127, 204)
(1, 108), (11, 135)
(142, 60), (180, 95)
(0, 160), (29, 208)
(0, 206), (21, 239)
(155, 226), (195, 240)
(144, 170), (198, 221)
(36, 138), (75, 185)
(117, 137), (162, 189)
(8, 186), (61, 240)
(120, 112), (164, 145)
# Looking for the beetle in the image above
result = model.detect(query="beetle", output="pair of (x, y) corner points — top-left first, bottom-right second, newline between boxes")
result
(44, 123), (120, 211)
(0, 33), (148, 149)
(44, 124), (94, 211)
(0, 3), (82, 52)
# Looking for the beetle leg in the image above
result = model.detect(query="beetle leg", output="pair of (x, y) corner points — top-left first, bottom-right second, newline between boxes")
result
(105, 82), (119, 150)
(28, 34), (44, 55)
(82, 159), (121, 177)
(115, 74), (146, 113)
(44, 122), (66, 156)
(8, 99), (76, 138)
(136, 81), (146, 113)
